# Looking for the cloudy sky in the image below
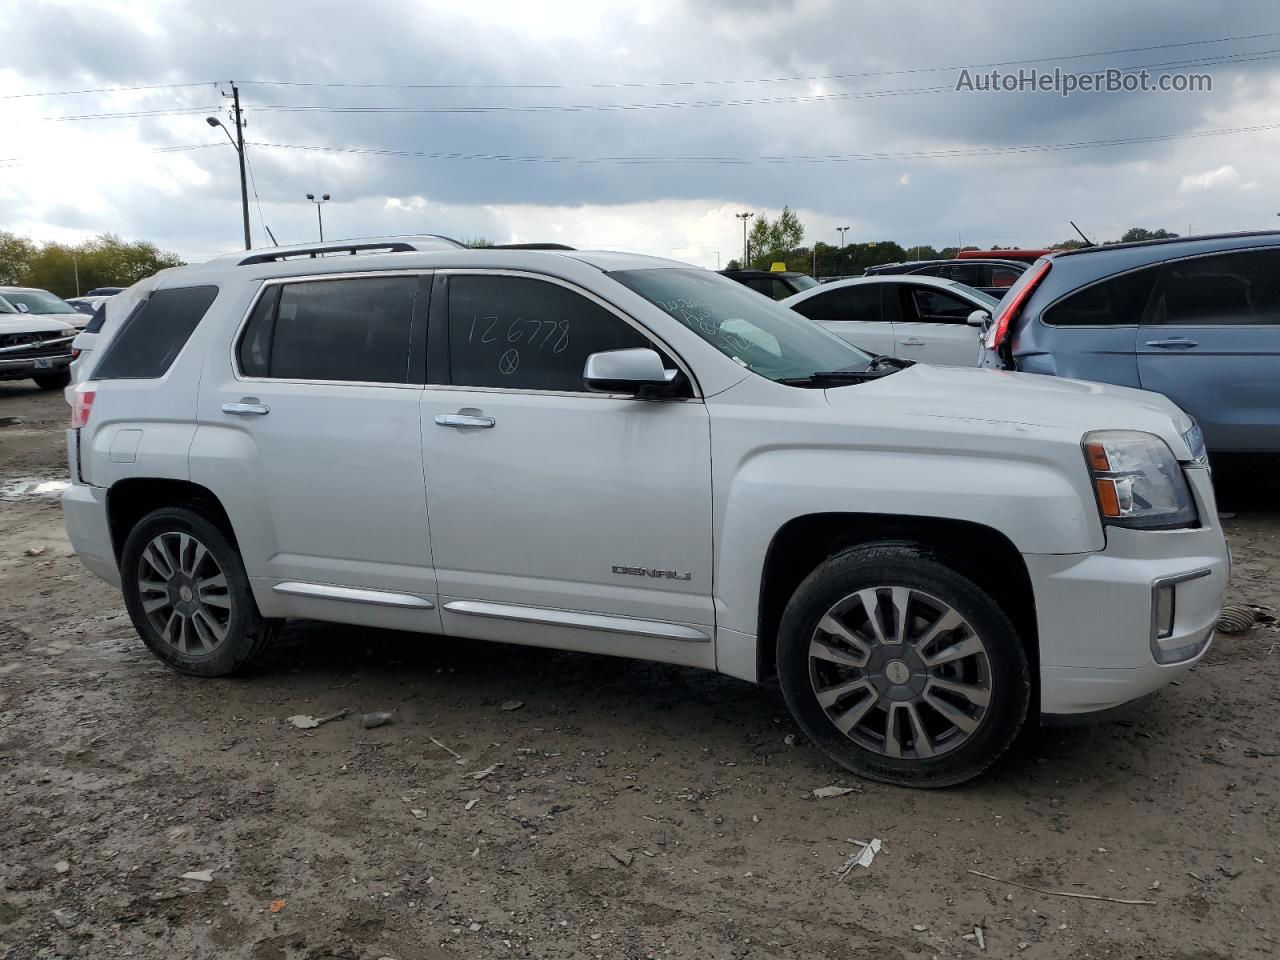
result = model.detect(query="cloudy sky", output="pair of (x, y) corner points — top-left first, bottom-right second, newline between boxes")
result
(2, 0), (1279, 267)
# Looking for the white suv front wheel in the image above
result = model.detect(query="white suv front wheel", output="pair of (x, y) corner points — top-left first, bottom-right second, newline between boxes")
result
(777, 543), (1030, 788)
(120, 507), (279, 676)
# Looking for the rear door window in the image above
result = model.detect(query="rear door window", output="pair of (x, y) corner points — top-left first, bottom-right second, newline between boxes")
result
(1151, 249), (1280, 326)
(92, 285), (219, 379)
(238, 276), (418, 383)
(1043, 267), (1159, 326)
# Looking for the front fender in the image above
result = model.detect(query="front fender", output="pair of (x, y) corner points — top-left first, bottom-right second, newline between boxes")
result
(712, 446), (1101, 676)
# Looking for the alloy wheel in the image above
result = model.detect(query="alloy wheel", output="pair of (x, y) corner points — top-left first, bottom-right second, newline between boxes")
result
(808, 587), (992, 759)
(136, 531), (233, 656)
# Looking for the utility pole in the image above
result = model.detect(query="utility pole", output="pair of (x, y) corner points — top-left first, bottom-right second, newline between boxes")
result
(207, 85), (251, 250)
(72, 257), (80, 296)
(735, 212), (753, 267)
(232, 85), (250, 250)
(836, 226), (850, 277)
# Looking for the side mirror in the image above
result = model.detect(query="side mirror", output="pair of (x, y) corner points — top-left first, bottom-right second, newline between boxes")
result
(583, 348), (679, 397)
(966, 309), (991, 328)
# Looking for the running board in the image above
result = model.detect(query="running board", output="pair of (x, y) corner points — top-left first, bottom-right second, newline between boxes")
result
(273, 581), (435, 609)
(442, 600), (709, 642)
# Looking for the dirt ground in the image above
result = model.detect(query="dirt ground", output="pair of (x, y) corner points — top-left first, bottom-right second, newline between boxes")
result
(0, 380), (1277, 960)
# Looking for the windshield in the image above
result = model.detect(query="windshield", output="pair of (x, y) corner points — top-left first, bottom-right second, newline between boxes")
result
(3, 290), (77, 314)
(0, 296), (15, 314)
(612, 268), (874, 382)
(789, 275), (821, 292)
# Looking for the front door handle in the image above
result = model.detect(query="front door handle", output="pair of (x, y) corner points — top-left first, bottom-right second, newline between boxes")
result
(1146, 338), (1199, 349)
(222, 400), (270, 416)
(899, 337), (925, 346)
(435, 413), (495, 429)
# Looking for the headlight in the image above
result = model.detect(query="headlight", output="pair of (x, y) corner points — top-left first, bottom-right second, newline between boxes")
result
(1082, 430), (1197, 529)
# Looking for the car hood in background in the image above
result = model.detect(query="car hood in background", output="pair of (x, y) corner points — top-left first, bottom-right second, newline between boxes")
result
(0, 315), (78, 336)
(834, 363), (1195, 456)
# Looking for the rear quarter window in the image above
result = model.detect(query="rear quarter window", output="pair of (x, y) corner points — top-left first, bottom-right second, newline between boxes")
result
(92, 285), (219, 379)
(1042, 267), (1158, 327)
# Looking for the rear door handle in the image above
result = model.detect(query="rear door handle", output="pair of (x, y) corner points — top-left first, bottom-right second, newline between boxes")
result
(435, 413), (495, 429)
(222, 400), (270, 416)
(899, 337), (925, 346)
(1146, 338), (1198, 349)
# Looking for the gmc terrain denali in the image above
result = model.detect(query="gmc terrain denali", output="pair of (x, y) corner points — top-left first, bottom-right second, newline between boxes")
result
(62, 237), (1228, 787)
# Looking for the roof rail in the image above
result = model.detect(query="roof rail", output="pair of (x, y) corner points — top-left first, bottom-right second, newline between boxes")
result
(1056, 229), (1280, 257)
(238, 241), (420, 266)
(490, 242), (576, 250)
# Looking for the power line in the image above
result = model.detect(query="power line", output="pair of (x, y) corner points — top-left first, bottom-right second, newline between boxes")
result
(40, 106), (220, 122)
(237, 120), (1280, 165)
(0, 80), (216, 100)
(237, 30), (1280, 90)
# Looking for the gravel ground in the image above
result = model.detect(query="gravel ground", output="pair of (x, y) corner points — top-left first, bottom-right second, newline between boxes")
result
(1, 380), (1277, 960)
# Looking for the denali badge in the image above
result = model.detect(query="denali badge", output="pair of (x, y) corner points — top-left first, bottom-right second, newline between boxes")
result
(612, 565), (692, 581)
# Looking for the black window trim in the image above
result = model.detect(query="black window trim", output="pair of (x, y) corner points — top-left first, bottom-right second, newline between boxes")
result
(231, 269), (430, 389)
(1144, 244), (1280, 329)
(427, 268), (702, 400)
(1037, 263), (1162, 329)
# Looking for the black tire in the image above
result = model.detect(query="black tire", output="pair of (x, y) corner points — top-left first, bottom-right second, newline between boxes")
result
(777, 542), (1030, 788)
(34, 371), (71, 390)
(120, 506), (279, 676)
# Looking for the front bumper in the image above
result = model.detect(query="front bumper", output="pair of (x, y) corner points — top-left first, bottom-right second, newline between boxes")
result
(62, 480), (120, 588)
(1028, 467), (1227, 717)
(0, 352), (72, 381)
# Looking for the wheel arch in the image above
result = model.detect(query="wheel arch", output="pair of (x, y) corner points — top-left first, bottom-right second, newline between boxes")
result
(755, 512), (1038, 694)
(106, 477), (237, 562)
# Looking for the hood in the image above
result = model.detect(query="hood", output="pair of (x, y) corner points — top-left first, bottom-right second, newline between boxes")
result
(830, 363), (1195, 457)
(0, 314), (78, 336)
(40, 311), (90, 329)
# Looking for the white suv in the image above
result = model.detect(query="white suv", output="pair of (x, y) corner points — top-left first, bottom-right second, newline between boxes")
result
(62, 237), (1228, 787)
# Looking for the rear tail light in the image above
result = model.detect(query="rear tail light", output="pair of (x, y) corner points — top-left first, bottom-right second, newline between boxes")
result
(984, 258), (1052, 350)
(71, 348), (81, 360)
(71, 383), (96, 429)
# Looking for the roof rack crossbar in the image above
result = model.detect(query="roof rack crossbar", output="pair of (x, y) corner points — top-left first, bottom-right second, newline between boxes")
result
(238, 241), (418, 266)
(491, 242), (576, 250)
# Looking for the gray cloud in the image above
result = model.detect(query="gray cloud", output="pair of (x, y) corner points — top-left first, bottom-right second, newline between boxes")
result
(3, 0), (1278, 261)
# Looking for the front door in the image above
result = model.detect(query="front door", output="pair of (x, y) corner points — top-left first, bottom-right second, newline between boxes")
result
(891, 282), (984, 366)
(419, 271), (715, 667)
(194, 273), (439, 623)
(1137, 247), (1280, 453)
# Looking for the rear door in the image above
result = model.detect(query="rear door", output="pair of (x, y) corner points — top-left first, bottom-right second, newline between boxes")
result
(194, 272), (440, 625)
(789, 285), (896, 356)
(890, 282), (983, 366)
(1137, 247), (1280, 452)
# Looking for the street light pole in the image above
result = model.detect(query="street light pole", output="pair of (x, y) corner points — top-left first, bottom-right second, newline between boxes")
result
(206, 85), (252, 250)
(306, 193), (331, 242)
(735, 212), (753, 267)
(836, 226), (850, 276)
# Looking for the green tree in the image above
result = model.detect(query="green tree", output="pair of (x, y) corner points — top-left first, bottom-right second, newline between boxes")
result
(747, 206), (805, 270)
(0, 231), (36, 286)
(1119, 227), (1179, 243)
(18, 234), (184, 298)
(1048, 239), (1087, 250)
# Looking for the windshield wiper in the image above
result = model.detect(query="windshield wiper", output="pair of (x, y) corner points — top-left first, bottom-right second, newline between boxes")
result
(779, 369), (888, 387)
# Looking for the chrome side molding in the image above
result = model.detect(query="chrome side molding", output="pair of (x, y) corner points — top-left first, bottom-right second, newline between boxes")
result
(443, 599), (709, 642)
(273, 581), (435, 609)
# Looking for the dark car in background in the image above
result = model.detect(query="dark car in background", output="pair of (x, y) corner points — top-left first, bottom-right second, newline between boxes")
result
(982, 231), (1280, 454)
(864, 258), (1025, 299)
(719, 269), (820, 300)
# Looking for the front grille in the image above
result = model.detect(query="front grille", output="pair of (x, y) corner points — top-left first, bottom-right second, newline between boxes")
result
(0, 330), (72, 360)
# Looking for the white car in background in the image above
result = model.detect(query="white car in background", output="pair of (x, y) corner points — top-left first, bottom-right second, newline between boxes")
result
(0, 292), (77, 389)
(781, 275), (998, 366)
(0, 286), (92, 331)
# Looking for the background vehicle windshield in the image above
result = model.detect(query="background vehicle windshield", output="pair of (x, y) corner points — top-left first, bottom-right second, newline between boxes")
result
(963, 286), (1001, 309)
(611, 268), (873, 381)
(789, 275), (821, 292)
(0, 296), (15, 314)
(3, 290), (77, 314)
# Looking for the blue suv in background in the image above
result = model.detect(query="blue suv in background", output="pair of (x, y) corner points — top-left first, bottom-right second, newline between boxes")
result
(983, 232), (1280, 454)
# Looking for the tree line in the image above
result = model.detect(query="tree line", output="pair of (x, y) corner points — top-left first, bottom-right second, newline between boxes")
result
(724, 210), (1181, 276)
(0, 231), (185, 299)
